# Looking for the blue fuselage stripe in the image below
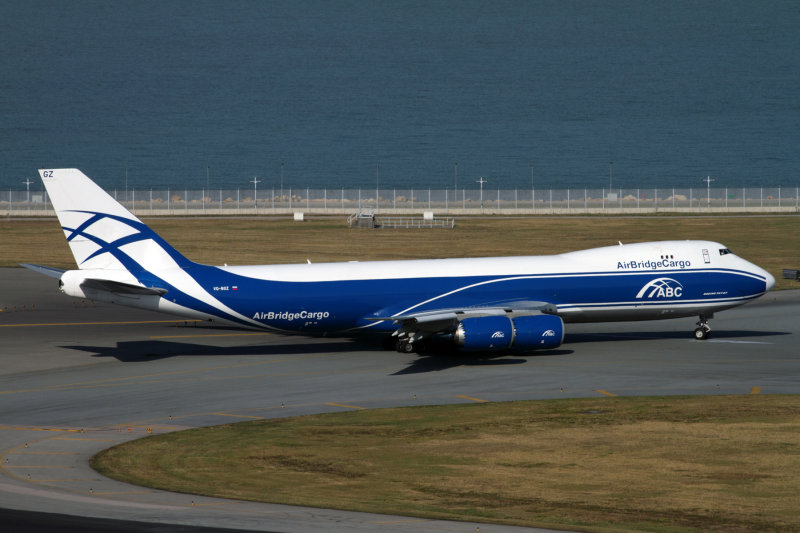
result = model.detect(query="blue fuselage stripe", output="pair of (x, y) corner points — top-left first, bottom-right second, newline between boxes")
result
(179, 266), (767, 333)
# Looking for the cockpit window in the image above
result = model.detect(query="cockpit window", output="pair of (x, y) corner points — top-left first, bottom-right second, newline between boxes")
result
(719, 248), (732, 255)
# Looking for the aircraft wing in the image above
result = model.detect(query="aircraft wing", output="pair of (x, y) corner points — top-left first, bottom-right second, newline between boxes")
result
(19, 263), (65, 279)
(370, 301), (557, 327)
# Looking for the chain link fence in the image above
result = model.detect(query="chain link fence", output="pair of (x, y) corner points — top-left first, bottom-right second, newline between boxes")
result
(3, 186), (799, 214)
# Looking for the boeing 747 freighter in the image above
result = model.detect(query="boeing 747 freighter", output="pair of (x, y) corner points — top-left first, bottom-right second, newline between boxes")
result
(23, 169), (775, 353)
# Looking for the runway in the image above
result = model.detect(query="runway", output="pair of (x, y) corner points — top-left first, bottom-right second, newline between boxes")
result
(1, 267), (798, 531)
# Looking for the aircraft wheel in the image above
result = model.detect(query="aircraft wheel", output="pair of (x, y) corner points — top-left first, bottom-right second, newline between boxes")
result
(694, 327), (709, 340)
(396, 340), (412, 353)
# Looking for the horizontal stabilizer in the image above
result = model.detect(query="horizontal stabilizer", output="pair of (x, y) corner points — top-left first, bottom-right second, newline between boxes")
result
(80, 278), (168, 296)
(19, 263), (66, 279)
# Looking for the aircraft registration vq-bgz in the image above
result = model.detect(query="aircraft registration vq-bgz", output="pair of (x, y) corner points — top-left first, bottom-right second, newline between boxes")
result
(24, 169), (775, 353)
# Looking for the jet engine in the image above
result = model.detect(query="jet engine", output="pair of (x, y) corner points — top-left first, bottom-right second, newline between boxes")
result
(453, 314), (564, 351)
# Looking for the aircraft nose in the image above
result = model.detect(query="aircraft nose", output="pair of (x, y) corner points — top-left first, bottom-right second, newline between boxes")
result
(764, 269), (776, 291)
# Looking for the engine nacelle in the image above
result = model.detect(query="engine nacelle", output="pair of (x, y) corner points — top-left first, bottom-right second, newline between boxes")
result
(454, 314), (564, 352)
(454, 316), (514, 351)
(511, 314), (564, 350)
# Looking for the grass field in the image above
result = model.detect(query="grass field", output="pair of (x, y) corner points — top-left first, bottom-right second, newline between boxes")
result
(92, 395), (800, 532)
(2, 215), (799, 289)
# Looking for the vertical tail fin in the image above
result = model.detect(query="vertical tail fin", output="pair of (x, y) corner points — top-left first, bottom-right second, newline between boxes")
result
(39, 169), (195, 272)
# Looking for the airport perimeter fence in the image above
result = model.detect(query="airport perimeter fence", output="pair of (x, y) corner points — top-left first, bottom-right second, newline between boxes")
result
(4, 186), (800, 215)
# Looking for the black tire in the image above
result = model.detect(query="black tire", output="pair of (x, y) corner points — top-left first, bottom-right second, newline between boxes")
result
(694, 327), (709, 340)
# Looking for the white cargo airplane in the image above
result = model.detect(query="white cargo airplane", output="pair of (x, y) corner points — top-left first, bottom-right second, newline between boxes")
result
(23, 169), (775, 353)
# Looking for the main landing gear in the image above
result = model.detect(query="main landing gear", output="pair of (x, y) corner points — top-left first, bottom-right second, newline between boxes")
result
(396, 339), (415, 353)
(694, 314), (712, 340)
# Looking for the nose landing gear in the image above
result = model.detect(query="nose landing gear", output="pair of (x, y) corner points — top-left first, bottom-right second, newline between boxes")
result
(694, 314), (712, 340)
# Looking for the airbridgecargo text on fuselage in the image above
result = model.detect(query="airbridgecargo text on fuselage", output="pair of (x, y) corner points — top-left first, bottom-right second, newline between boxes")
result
(253, 310), (331, 321)
(617, 259), (691, 270)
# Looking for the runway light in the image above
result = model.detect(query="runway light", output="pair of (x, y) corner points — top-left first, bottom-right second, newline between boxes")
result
(89, 488), (93, 494)
(281, 402), (285, 408)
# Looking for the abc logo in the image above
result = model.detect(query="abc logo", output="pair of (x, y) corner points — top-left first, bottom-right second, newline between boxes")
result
(636, 278), (684, 299)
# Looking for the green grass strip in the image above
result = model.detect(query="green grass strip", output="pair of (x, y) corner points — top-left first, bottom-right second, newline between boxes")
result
(93, 395), (800, 532)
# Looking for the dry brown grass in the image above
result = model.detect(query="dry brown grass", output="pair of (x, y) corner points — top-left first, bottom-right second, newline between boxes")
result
(3, 215), (799, 289)
(92, 395), (800, 532)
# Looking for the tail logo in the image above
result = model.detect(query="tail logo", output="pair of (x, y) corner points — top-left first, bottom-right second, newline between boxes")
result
(636, 278), (683, 299)
(63, 210), (191, 271)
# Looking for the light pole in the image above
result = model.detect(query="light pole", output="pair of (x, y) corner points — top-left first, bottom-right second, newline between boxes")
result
(280, 162), (284, 199)
(250, 176), (261, 208)
(609, 161), (613, 192)
(476, 177), (487, 207)
(23, 177), (33, 204)
(376, 164), (380, 209)
(702, 175), (715, 208)
(454, 162), (458, 194)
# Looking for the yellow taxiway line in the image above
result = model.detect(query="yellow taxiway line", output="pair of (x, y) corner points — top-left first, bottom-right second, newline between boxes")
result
(455, 394), (488, 403)
(325, 402), (366, 410)
(0, 319), (203, 328)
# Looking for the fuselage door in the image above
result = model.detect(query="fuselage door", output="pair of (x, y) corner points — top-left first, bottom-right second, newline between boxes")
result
(702, 249), (711, 264)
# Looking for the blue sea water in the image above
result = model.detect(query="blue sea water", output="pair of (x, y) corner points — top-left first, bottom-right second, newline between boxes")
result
(1, 0), (798, 191)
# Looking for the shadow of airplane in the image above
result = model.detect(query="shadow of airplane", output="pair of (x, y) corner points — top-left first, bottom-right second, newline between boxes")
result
(61, 338), (365, 362)
(392, 349), (573, 375)
(59, 326), (784, 372)
(59, 334), (573, 376)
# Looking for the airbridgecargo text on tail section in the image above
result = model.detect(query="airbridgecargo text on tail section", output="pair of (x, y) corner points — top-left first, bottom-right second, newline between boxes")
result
(253, 311), (330, 321)
(617, 259), (691, 270)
